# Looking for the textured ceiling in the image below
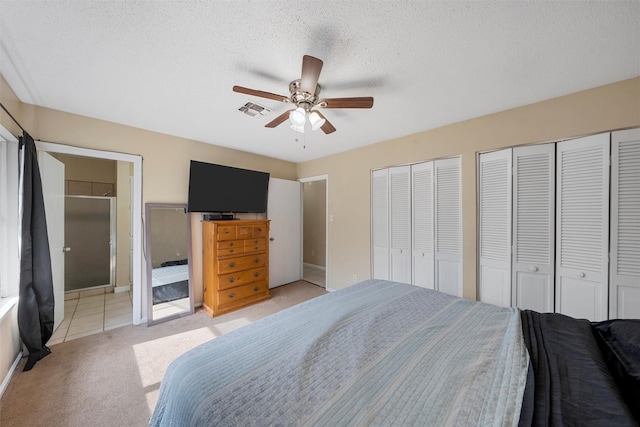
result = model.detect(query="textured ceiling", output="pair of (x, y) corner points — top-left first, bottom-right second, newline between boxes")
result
(0, 1), (638, 163)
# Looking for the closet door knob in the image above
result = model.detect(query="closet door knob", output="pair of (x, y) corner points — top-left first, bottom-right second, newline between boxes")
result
(578, 272), (585, 278)
(529, 266), (538, 272)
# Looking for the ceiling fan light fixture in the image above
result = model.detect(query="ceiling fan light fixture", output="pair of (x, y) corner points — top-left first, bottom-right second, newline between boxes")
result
(308, 111), (326, 131)
(290, 123), (305, 133)
(289, 107), (306, 126)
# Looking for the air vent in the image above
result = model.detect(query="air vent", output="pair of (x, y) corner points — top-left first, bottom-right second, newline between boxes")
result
(239, 102), (270, 117)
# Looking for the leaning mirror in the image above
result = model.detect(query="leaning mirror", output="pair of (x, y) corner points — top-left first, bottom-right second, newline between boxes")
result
(145, 203), (194, 325)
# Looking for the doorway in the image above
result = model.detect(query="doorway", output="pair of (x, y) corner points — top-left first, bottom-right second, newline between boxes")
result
(35, 141), (144, 325)
(300, 175), (328, 288)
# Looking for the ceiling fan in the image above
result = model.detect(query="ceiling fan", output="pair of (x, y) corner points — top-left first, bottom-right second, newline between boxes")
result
(233, 55), (374, 134)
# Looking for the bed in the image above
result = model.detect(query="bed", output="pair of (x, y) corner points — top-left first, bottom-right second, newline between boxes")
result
(149, 279), (639, 426)
(151, 263), (189, 305)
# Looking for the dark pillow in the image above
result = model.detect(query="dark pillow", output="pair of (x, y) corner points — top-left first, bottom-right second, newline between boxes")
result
(592, 319), (640, 423)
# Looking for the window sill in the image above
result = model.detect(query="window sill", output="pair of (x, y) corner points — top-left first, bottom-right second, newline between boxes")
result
(0, 297), (18, 322)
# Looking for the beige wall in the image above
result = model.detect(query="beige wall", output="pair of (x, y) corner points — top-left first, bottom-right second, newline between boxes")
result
(297, 77), (640, 297)
(52, 153), (116, 184)
(303, 180), (326, 267)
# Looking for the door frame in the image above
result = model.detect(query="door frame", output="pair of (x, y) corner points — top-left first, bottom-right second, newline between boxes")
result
(299, 174), (330, 290)
(35, 141), (144, 325)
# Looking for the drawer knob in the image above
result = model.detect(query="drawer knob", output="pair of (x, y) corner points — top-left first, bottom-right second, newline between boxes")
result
(253, 272), (260, 277)
(228, 278), (235, 283)
(229, 243), (234, 247)
(229, 249), (234, 253)
(254, 247), (258, 250)
(253, 286), (260, 292)
(229, 262), (236, 268)
(254, 258), (260, 263)
(228, 293), (235, 298)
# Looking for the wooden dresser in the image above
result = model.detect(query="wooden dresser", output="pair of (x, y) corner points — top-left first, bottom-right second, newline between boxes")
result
(202, 219), (270, 316)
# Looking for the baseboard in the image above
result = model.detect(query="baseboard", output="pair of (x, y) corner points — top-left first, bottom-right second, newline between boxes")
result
(303, 262), (326, 271)
(0, 350), (23, 399)
(326, 287), (336, 292)
(114, 285), (131, 293)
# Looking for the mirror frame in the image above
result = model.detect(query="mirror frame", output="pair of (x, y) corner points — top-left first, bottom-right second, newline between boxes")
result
(145, 203), (194, 325)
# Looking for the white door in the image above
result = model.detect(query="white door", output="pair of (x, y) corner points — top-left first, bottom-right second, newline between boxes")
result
(556, 134), (610, 321)
(389, 166), (411, 284)
(610, 129), (640, 319)
(38, 151), (65, 331)
(434, 157), (462, 297)
(267, 178), (302, 288)
(372, 169), (389, 280)
(412, 162), (434, 289)
(478, 149), (512, 307)
(512, 144), (555, 313)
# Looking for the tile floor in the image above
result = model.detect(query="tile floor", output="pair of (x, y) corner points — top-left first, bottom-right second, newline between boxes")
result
(49, 287), (133, 345)
(303, 264), (326, 288)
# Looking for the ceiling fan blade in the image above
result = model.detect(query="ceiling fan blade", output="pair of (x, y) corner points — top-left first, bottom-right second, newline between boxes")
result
(233, 85), (289, 102)
(314, 111), (336, 134)
(300, 55), (323, 94)
(321, 97), (374, 109)
(265, 110), (294, 128)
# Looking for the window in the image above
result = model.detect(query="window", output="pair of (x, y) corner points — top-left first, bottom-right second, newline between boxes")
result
(0, 129), (20, 318)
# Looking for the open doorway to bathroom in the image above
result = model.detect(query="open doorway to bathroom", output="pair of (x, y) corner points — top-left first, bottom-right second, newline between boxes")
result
(300, 175), (328, 288)
(50, 153), (132, 294)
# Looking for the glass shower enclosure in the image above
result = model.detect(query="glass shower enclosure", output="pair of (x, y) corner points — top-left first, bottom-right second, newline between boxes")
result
(64, 196), (115, 291)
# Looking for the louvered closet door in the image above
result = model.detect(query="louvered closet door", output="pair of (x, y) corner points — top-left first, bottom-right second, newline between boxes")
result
(389, 166), (412, 284)
(434, 157), (462, 297)
(610, 129), (640, 319)
(479, 149), (512, 307)
(372, 169), (389, 280)
(512, 144), (555, 313)
(412, 162), (434, 289)
(556, 134), (610, 321)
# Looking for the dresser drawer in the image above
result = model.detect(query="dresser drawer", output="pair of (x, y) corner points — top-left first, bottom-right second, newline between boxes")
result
(236, 226), (252, 239)
(217, 254), (267, 274)
(244, 238), (267, 253)
(217, 281), (268, 308)
(252, 225), (268, 238)
(216, 225), (237, 241)
(218, 267), (267, 290)
(217, 240), (243, 256)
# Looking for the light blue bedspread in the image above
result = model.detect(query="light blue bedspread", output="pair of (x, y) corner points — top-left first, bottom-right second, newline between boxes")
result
(150, 280), (529, 426)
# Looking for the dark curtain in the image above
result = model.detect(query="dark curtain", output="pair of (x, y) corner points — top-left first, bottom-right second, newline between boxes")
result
(18, 131), (54, 371)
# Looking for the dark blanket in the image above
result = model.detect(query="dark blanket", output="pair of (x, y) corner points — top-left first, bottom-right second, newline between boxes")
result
(520, 310), (637, 427)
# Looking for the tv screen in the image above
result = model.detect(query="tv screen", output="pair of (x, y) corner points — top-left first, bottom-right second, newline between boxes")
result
(187, 161), (270, 213)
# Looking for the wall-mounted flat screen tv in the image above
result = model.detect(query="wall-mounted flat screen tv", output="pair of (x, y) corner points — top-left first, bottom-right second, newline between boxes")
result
(187, 161), (270, 213)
